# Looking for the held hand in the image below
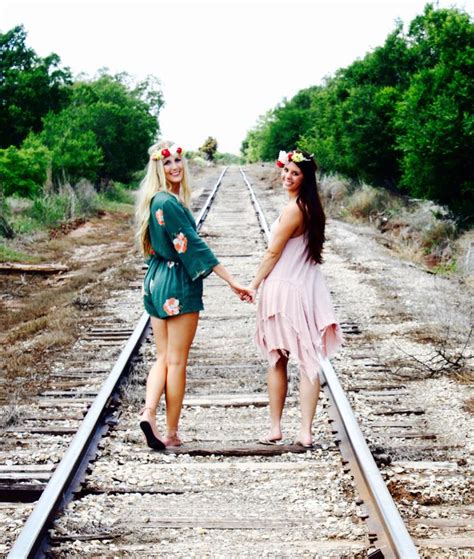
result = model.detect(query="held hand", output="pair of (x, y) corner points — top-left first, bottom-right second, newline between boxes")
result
(230, 282), (255, 303)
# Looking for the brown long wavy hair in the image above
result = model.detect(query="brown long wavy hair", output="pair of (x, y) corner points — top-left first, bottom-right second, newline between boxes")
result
(292, 150), (326, 264)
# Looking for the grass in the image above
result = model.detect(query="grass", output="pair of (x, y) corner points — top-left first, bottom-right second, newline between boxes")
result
(431, 260), (457, 275)
(2, 181), (134, 243)
(0, 242), (38, 263)
(346, 184), (397, 220)
(96, 198), (135, 214)
(0, 405), (21, 429)
(319, 174), (461, 275)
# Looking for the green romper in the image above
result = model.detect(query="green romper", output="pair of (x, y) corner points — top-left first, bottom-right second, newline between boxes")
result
(143, 191), (220, 319)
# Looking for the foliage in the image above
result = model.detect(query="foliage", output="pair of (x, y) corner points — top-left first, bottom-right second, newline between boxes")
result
(242, 89), (317, 163)
(241, 4), (474, 220)
(1, 26), (163, 193)
(0, 142), (51, 197)
(0, 243), (35, 262)
(396, 5), (474, 217)
(0, 25), (71, 148)
(100, 181), (134, 204)
(199, 136), (218, 161)
(28, 190), (74, 227)
(214, 152), (242, 165)
(35, 73), (162, 185)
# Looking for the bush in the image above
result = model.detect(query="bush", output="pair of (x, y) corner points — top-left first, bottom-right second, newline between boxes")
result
(421, 221), (457, 251)
(319, 175), (350, 211)
(75, 179), (99, 215)
(0, 144), (51, 198)
(101, 181), (134, 204)
(346, 184), (395, 219)
(28, 191), (73, 228)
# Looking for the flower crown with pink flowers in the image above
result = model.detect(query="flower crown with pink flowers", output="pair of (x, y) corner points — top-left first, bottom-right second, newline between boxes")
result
(151, 144), (184, 161)
(276, 150), (311, 168)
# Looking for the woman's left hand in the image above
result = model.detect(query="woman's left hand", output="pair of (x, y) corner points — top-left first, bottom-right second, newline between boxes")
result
(230, 282), (255, 303)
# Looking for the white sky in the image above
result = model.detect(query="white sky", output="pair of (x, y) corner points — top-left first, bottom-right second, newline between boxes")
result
(1, 0), (473, 154)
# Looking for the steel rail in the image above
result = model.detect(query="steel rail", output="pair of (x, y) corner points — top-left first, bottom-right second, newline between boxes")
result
(239, 166), (419, 559)
(8, 166), (228, 559)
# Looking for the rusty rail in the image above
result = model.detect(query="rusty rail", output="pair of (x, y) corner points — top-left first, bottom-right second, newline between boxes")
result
(8, 168), (228, 559)
(239, 166), (419, 559)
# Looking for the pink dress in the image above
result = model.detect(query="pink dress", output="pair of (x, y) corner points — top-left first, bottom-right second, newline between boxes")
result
(255, 219), (343, 383)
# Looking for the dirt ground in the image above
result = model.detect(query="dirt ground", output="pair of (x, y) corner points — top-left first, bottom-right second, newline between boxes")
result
(0, 208), (141, 412)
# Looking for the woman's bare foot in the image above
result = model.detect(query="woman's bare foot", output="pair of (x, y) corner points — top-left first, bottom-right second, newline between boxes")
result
(294, 430), (313, 448)
(164, 433), (183, 447)
(258, 428), (283, 445)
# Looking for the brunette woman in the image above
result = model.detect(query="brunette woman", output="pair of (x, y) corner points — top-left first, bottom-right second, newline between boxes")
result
(246, 149), (343, 448)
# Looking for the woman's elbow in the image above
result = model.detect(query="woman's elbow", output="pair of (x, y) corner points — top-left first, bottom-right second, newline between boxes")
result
(265, 249), (280, 261)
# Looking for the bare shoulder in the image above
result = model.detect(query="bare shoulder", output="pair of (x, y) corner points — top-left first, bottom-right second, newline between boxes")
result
(281, 200), (303, 224)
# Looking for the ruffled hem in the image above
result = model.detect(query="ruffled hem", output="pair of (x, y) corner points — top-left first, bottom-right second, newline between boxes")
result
(255, 312), (322, 383)
(254, 277), (343, 383)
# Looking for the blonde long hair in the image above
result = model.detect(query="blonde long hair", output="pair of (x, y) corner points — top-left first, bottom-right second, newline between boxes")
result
(135, 140), (191, 257)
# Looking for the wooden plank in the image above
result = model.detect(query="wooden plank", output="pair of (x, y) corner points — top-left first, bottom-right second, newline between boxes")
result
(37, 399), (93, 407)
(50, 517), (323, 536)
(371, 432), (437, 439)
(40, 390), (98, 397)
(123, 460), (317, 471)
(0, 472), (51, 481)
(0, 464), (56, 472)
(0, 483), (45, 502)
(386, 443), (463, 451)
(360, 390), (410, 397)
(367, 421), (425, 428)
(159, 443), (317, 456)
(182, 394), (295, 407)
(414, 538), (474, 548)
(372, 408), (425, 415)
(392, 461), (459, 471)
(4, 426), (77, 435)
(349, 384), (406, 391)
(410, 518), (474, 528)
(21, 413), (84, 420)
(0, 262), (68, 274)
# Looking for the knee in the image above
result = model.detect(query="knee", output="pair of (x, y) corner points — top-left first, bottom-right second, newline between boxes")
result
(155, 352), (167, 366)
(166, 351), (188, 369)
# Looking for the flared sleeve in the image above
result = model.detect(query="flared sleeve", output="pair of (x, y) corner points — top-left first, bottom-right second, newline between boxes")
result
(161, 198), (219, 281)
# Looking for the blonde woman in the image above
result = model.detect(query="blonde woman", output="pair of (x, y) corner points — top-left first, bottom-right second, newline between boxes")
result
(136, 141), (251, 449)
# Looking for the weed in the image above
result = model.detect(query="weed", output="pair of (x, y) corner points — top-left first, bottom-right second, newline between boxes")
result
(463, 396), (474, 414)
(0, 243), (37, 263)
(432, 260), (457, 275)
(346, 184), (395, 220)
(0, 405), (21, 428)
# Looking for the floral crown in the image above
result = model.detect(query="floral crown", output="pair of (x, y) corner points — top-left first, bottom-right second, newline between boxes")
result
(151, 144), (183, 161)
(276, 150), (311, 168)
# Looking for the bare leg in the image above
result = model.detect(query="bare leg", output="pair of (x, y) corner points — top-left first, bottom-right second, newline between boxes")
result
(296, 373), (320, 446)
(164, 312), (199, 446)
(139, 317), (167, 447)
(262, 354), (288, 442)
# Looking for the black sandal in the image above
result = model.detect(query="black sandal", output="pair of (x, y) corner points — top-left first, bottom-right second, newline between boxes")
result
(139, 408), (166, 451)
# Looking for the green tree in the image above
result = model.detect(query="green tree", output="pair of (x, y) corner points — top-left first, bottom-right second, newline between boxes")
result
(0, 142), (51, 197)
(37, 72), (162, 185)
(0, 25), (71, 148)
(396, 5), (474, 216)
(200, 136), (218, 161)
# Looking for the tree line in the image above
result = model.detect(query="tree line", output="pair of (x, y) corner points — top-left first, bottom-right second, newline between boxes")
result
(241, 4), (474, 222)
(0, 25), (163, 198)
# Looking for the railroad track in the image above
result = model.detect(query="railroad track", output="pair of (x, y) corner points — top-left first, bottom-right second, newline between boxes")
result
(243, 165), (474, 557)
(2, 164), (470, 557)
